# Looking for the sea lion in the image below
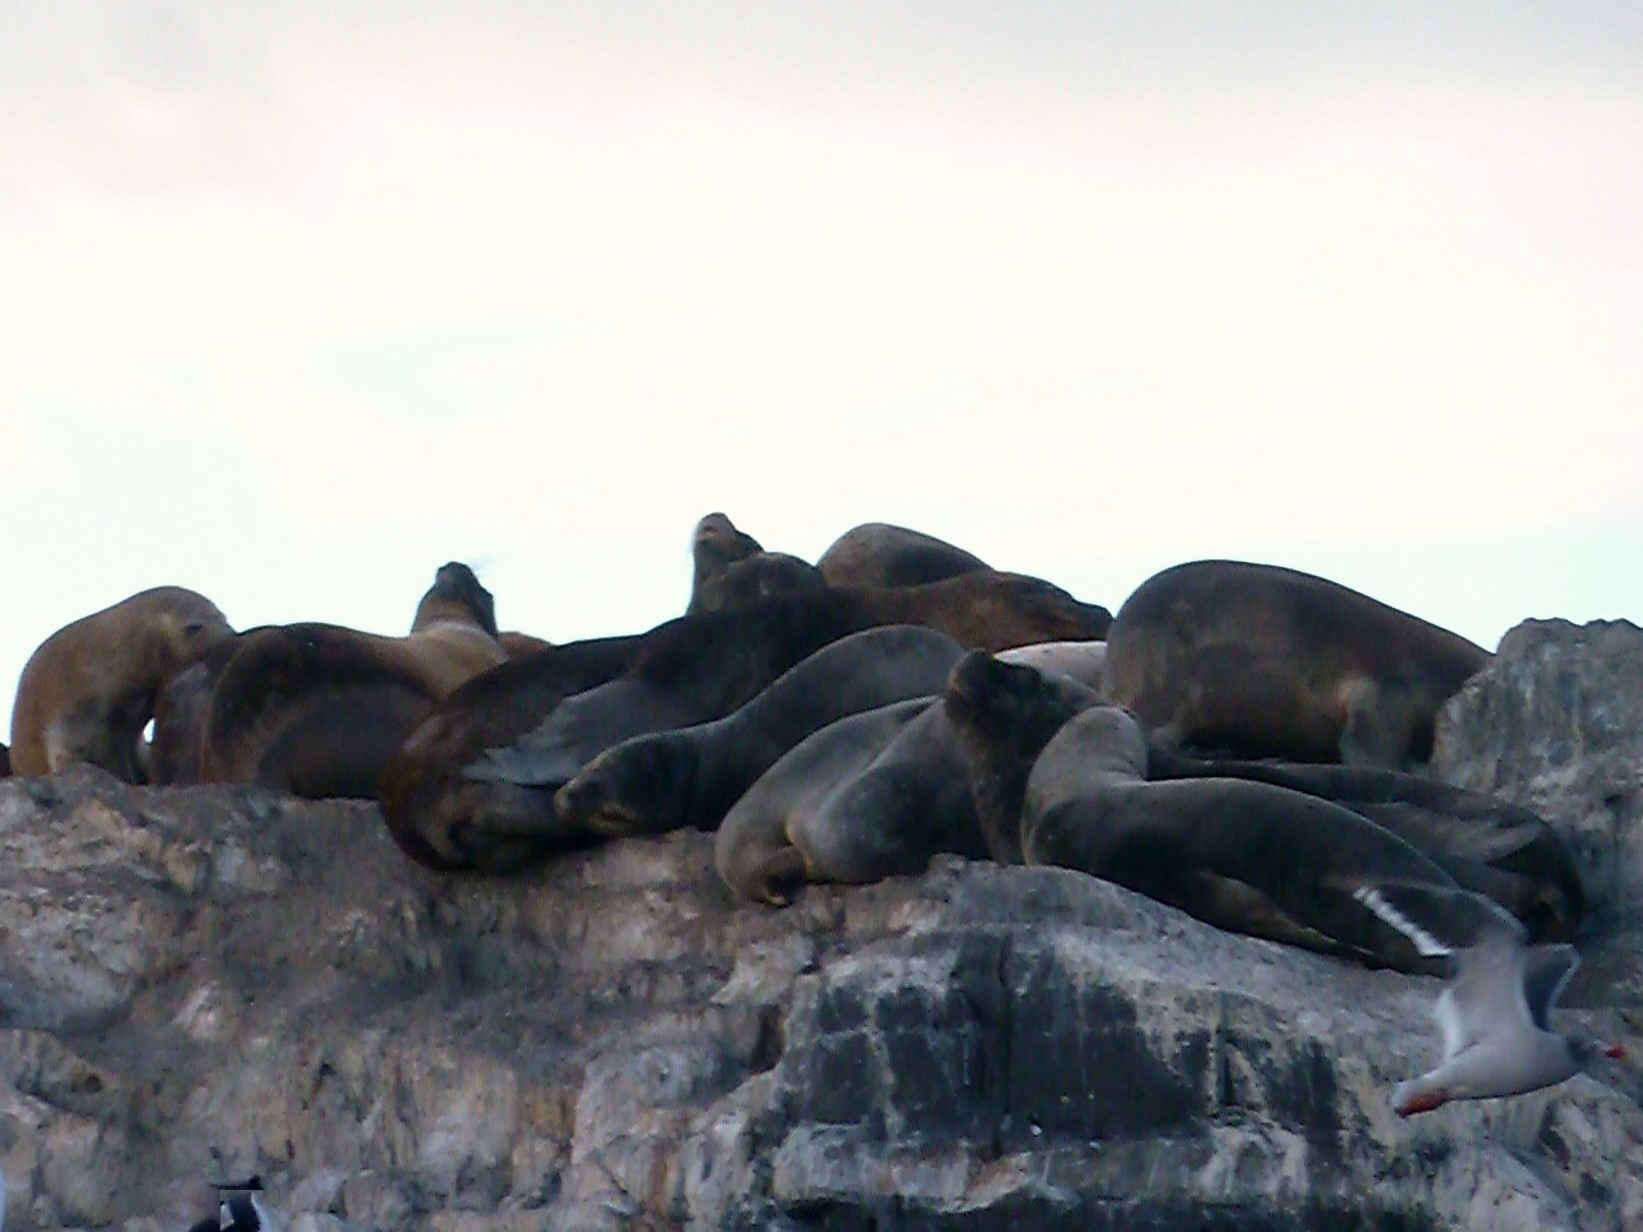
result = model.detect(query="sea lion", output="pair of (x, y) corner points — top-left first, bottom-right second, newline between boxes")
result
(555, 625), (966, 839)
(716, 698), (950, 904)
(0, 741), (10, 777)
(1104, 559), (1489, 769)
(148, 628), (272, 787)
(816, 521), (991, 589)
(387, 573), (1110, 873)
(943, 651), (1584, 966)
(1020, 704), (1530, 973)
(9, 586), (234, 782)
(1144, 753), (1586, 941)
(195, 562), (507, 799)
(714, 641), (1107, 904)
(686, 511), (765, 614)
(695, 551), (827, 613)
(379, 632), (646, 872)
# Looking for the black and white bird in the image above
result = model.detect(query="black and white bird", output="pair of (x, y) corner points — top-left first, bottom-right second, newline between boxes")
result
(185, 1175), (278, 1232)
(1349, 883), (1627, 1115)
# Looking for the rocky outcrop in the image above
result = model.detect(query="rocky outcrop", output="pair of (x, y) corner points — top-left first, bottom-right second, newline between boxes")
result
(1, 620), (1640, 1230)
(1435, 619), (1643, 922)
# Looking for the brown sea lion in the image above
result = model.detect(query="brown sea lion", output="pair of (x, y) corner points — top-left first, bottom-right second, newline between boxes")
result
(195, 562), (507, 799)
(942, 651), (1584, 968)
(1104, 559), (1490, 769)
(148, 628), (271, 787)
(816, 521), (992, 589)
(9, 587), (234, 782)
(383, 572), (1111, 874)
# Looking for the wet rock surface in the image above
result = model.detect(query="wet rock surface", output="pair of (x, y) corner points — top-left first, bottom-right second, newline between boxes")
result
(1, 619), (1640, 1230)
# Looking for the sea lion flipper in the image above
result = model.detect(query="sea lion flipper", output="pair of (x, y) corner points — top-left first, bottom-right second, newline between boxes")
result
(752, 846), (808, 906)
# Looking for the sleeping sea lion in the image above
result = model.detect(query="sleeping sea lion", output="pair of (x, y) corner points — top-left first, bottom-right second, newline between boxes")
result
(195, 562), (506, 799)
(816, 521), (991, 589)
(9, 586), (234, 782)
(384, 572), (1110, 873)
(1104, 559), (1489, 769)
(716, 698), (951, 905)
(1018, 704), (1521, 973)
(555, 625), (966, 838)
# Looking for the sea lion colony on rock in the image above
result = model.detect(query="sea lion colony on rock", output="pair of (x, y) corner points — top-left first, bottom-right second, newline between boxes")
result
(3, 514), (1617, 1112)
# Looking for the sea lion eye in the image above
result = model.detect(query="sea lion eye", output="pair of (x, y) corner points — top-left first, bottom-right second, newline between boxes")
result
(184, 621), (205, 636)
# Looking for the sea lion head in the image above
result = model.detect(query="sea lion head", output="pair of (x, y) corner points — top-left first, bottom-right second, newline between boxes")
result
(412, 562), (499, 637)
(943, 649), (1106, 860)
(689, 511), (764, 604)
(970, 573), (1113, 649)
(555, 729), (700, 837)
(137, 587), (236, 676)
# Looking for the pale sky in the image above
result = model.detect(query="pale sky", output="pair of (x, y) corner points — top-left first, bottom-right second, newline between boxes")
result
(3, 3), (1640, 738)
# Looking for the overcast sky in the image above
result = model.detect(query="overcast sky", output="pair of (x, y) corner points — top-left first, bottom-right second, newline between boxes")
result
(3, 3), (1640, 737)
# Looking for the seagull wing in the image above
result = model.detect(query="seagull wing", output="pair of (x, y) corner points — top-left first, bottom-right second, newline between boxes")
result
(1521, 944), (1580, 1032)
(1437, 927), (1534, 1062)
(1350, 878), (1526, 960)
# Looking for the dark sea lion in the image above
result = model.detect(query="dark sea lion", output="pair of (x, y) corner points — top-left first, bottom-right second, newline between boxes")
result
(390, 574), (1109, 874)
(555, 625), (965, 839)
(473, 575), (1108, 793)
(1019, 704), (1525, 974)
(944, 651), (1107, 863)
(1104, 559), (1489, 769)
(9, 587), (234, 782)
(196, 563), (506, 799)
(148, 627), (274, 787)
(695, 551), (827, 613)
(686, 511), (765, 614)
(944, 651), (1584, 968)
(1143, 753), (1586, 941)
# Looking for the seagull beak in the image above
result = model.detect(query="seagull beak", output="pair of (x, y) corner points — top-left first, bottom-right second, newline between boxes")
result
(1604, 1044), (1627, 1060)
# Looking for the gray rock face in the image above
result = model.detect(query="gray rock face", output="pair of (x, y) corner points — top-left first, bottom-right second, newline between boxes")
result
(1, 620), (1640, 1230)
(1435, 618), (1643, 922)
(1435, 617), (1643, 1019)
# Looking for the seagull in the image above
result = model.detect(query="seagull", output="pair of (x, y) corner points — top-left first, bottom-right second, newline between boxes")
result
(1350, 884), (1628, 1115)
